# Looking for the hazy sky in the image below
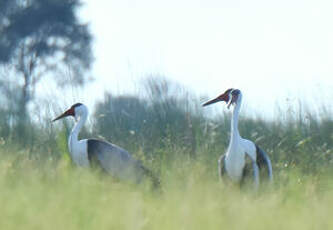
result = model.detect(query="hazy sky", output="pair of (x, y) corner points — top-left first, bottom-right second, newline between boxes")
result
(47, 0), (333, 118)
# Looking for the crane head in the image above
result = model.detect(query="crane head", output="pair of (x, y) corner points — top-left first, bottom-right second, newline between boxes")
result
(227, 89), (241, 109)
(202, 88), (234, 107)
(52, 103), (83, 122)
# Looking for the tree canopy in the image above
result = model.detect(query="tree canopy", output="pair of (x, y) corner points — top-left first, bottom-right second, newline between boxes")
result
(0, 0), (93, 85)
(0, 0), (93, 142)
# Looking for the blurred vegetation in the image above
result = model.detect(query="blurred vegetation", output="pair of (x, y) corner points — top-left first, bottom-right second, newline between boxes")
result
(0, 76), (331, 177)
(93, 77), (200, 159)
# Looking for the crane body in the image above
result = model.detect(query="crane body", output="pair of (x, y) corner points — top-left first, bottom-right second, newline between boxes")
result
(203, 89), (272, 188)
(53, 103), (159, 186)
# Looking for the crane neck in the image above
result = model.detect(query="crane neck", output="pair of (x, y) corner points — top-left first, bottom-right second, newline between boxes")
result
(70, 111), (88, 143)
(230, 96), (242, 143)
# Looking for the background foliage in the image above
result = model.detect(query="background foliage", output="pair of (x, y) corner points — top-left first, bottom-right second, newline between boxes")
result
(0, 77), (332, 229)
(0, 76), (331, 175)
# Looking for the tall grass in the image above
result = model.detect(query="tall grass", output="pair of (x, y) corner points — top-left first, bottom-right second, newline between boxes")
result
(0, 76), (332, 229)
(1, 147), (333, 230)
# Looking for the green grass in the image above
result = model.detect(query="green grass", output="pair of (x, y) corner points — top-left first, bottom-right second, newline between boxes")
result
(1, 147), (333, 230)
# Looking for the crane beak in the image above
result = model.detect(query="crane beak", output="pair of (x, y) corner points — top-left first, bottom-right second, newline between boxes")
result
(202, 94), (229, 107)
(202, 97), (221, 106)
(52, 108), (74, 122)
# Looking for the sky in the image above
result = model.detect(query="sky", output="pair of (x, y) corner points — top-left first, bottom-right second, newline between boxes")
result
(44, 0), (333, 119)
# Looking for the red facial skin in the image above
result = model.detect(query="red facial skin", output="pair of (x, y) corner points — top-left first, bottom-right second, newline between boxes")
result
(202, 88), (234, 107)
(52, 107), (74, 122)
(52, 103), (84, 122)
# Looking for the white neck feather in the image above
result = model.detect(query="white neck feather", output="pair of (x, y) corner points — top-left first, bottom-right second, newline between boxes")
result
(68, 109), (87, 153)
(230, 94), (242, 145)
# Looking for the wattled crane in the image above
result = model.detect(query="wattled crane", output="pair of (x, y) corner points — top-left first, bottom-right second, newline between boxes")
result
(203, 89), (273, 188)
(53, 103), (159, 187)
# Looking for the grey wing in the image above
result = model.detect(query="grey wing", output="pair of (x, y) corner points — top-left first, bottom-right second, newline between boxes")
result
(256, 145), (273, 182)
(251, 159), (259, 189)
(218, 154), (227, 181)
(241, 153), (259, 189)
(87, 139), (145, 182)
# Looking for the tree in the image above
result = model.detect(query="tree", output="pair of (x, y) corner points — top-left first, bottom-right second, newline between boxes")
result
(0, 0), (93, 140)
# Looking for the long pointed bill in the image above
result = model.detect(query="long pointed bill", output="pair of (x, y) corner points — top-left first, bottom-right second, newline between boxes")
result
(202, 93), (230, 107)
(52, 108), (74, 122)
(202, 97), (221, 107)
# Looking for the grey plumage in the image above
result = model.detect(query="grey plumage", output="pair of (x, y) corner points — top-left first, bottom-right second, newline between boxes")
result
(218, 154), (226, 180)
(240, 146), (273, 186)
(203, 89), (273, 188)
(219, 146), (273, 187)
(53, 103), (160, 188)
(87, 139), (159, 187)
(255, 144), (273, 181)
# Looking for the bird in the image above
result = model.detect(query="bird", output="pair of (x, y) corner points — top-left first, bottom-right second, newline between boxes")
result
(52, 103), (159, 187)
(203, 88), (273, 188)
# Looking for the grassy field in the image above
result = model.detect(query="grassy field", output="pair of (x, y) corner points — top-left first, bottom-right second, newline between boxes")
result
(0, 79), (332, 229)
(1, 146), (333, 230)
